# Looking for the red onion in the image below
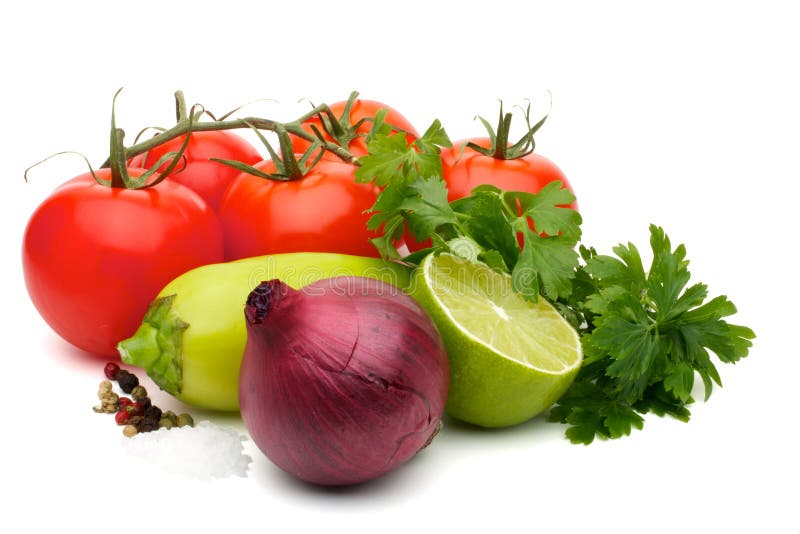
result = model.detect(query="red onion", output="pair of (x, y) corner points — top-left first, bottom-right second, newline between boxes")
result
(239, 276), (449, 486)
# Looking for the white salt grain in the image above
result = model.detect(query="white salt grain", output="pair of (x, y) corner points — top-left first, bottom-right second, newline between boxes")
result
(122, 420), (252, 479)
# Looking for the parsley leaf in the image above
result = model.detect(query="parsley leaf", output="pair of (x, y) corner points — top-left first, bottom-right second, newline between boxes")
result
(383, 172), (581, 302)
(550, 224), (756, 444)
(399, 176), (458, 240)
(509, 181), (581, 240)
(513, 226), (579, 301)
(504, 182), (582, 301)
(359, 124), (582, 302)
(354, 133), (413, 186)
(415, 119), (451, 153)
(355, 120), (450, 187)
(458, 191), (519, 269)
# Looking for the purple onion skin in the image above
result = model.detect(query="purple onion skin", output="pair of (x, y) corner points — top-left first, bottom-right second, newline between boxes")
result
(239, 276), (449, 486)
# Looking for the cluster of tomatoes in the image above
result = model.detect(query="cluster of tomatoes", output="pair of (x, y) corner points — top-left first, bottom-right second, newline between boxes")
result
(22, 95), (574, 359)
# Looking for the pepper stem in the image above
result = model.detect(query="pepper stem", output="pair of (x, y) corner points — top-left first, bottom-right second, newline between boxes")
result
(117, 295), (188, 396)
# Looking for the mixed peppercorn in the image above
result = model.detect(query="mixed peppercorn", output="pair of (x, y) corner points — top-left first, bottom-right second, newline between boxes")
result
(93, 362), (194, 437)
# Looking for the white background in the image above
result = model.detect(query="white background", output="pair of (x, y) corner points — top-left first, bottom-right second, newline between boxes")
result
(2, 1), (797, 532)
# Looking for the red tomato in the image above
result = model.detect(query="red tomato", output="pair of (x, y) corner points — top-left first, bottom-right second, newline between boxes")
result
(22, 168), (224, 357)
(219, 159), (381, 261)
(293, 99), (418, 160)
(441, 139), (577, 205)
(129, 130), (261, 212)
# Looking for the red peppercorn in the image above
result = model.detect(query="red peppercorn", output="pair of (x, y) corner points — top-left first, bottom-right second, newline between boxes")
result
(115, 410), (131, 426)
(118, 397), (133, 410)
(104, 362), (121, 380)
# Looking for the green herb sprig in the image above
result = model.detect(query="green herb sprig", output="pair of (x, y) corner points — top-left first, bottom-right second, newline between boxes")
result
(356, 121), (755, 444)
(549, 227), (755, 443)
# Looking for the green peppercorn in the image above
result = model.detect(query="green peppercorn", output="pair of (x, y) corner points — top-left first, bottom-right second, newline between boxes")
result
(96, 392), (119, 414)
(158, 417), (175, 430)
(93, 389), (118, 413)
(162, 410), (178, 425)
(130, 385), (147, 400)
(176, 413), (194, 428)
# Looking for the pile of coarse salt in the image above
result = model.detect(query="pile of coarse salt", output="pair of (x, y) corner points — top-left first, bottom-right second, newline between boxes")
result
(122, 420), (252, 479)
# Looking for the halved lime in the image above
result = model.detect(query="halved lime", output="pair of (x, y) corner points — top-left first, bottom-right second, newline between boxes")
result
(411, 253), (582, 428)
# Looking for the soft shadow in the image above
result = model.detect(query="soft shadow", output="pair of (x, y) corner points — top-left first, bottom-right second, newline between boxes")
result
(249, 442), (436, 499)
(278, 467), (410, 497)
(42, 330), (111, 371)
(439, 412), (567, 445)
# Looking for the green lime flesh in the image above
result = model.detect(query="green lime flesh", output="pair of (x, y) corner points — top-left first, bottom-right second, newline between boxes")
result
(410, 253), (582, 428)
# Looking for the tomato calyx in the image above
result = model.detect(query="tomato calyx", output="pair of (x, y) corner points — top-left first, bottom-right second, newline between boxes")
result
(23, 89), (194, 191)
(104, 88), (194, 190)
(466, 100), (549, 160)
(303, 90), (405, 157)
(212, 123), (330, 182)
(307, 90), (364, 151)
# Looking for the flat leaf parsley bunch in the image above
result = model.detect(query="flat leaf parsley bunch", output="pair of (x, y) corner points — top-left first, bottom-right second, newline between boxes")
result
(354, 117), (755, 444)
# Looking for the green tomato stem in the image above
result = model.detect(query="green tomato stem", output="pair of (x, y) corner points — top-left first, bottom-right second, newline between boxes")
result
(108, 128), (129, 189)
(108, 88), (131, 189)
(99, 92), (362, 176)
(174, 90), (188, 123)
(122, 111), (355, 164)
(493, 111), (512, 159)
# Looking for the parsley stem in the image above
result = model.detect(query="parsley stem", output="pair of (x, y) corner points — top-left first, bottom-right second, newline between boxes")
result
(498, 192), (520, 220)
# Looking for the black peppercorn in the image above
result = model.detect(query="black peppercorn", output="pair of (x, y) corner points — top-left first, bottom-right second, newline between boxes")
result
(117, 371), (139, 394)
(144, 405), (162, 421)
(129, 415), (144, 427)
(138, 417), (160, 433)
(138, 397), (152, 410)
